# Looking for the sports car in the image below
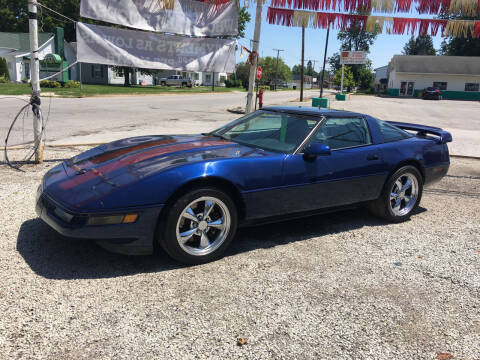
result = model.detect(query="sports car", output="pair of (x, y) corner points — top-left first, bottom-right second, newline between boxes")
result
(36, 107), (452, 264)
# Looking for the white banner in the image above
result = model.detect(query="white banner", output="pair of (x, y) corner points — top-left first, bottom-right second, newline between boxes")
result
(76, 23), (236, 73)
(340, 51), (367, 65)
(80, 0), (238, 37)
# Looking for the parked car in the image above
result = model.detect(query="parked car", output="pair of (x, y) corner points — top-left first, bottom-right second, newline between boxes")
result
(36, 107), (452, 264)
(423, 87), (442, 100)
(159, 75), (192, 88)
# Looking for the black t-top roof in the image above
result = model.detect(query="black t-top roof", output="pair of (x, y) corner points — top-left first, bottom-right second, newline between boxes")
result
(261, 106), (365, 118)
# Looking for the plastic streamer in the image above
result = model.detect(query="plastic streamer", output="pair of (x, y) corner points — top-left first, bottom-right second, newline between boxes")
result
(475, 20), (480, 37)
(267, 7), (476, 37)
(448, 0), (478, 15)
(445, 19), (476, 37)
(269, 0), (479, 14)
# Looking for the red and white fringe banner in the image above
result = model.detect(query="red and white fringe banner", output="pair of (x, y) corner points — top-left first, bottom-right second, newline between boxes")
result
(269, 0), (479, 15)
(267, 7), (480, 37)
(475, 20), (480, 37)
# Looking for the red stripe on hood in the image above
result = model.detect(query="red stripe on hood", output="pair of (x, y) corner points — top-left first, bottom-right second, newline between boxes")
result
(59, 140), (231, 190)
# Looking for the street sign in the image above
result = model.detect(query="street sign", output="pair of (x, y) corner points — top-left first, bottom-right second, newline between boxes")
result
(256, 66), (262, 80)
(340, 51), (367, 65)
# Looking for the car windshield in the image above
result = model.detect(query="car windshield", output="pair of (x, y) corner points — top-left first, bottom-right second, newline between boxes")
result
(210, 110), (318, 153)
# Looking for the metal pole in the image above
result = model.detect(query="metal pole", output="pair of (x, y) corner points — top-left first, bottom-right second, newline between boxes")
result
(300, 26), (305, 102)
(273, 49), (284, 91)
(28, 0), (43, 163)
(320, 25), (330, 98)
(255, 80), (258, 111)
(212, 72), (215, 92)
(245, 0), (263, 113)
(79, 62), (83, 92)
(341, 64), (344, 93)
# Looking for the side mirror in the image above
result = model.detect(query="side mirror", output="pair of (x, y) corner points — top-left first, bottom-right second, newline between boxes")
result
(303, 143), (331, 160)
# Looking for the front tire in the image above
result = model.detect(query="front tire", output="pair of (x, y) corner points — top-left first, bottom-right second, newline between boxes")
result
(368, 166), (423, 223)
(158, 188), (238, 264)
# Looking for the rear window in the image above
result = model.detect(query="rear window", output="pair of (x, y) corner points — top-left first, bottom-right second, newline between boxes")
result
(375, 118), (412, 143)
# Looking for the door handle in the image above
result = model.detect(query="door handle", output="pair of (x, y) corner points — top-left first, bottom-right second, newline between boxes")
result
(367, 154), (379, 161)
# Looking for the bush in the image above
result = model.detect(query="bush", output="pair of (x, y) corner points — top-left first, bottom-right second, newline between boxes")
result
(0, 57), (9, 81)
(0, 75), (8, 83)
(224, 78), (242, 88)
(40, 80), (61, 88)
(64, 80), (80, 88)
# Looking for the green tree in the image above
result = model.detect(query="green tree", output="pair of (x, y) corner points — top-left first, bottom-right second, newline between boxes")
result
(236, 7), (251, 39)
(356, 66), (373, 90)
(334, 66), (355, 90)
(337, 24), (378, 53)
(292, 62), (318, 78)
(291, 64), (302, 75)
(0, 57), (9, 80)
(328, 53), (341, 74)
(328, 14), (378, 89)
(439, 13), (480, 56)
(403, 35), (436, 55)
(0, 0), (79, 42)
(235, 62), (251, 88)
(257, 56), (292, 84)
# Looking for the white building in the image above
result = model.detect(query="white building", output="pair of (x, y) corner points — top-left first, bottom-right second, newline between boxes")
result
(162, 71), (228, 87)
(0, 32), (55, 82)
(387, 55), (480, 100)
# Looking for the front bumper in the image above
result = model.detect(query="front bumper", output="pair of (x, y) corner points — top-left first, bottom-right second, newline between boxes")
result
(35, 188), (163, 255)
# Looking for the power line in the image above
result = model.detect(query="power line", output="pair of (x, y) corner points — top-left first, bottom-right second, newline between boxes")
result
(273, 48), (284, 91)
(36, 2), (77, 23)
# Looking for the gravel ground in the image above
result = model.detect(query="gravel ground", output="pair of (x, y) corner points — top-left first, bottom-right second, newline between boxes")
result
(0, 148), (479, 359)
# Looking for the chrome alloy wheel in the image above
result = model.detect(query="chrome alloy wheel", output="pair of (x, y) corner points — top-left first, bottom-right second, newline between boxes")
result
(390, 172), (419, 217)
(176, 196), (231, 256)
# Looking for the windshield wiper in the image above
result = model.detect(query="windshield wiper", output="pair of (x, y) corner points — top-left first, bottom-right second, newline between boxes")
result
(206, 133), (228, 141)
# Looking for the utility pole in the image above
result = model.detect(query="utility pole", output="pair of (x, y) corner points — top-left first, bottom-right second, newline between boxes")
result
(245, 0), (263, 113)
(320, 24), (330, 98)
(28, 0), (43, 163)
(300, 26), (305, 102)
(273, 48), (284, 91)
(341, 63), (344, 93)
(79, 62), (83, 92)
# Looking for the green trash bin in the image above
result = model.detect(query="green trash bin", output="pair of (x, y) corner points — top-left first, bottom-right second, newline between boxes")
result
(335, 93), (347, 101)
(312, 97), (329, 108)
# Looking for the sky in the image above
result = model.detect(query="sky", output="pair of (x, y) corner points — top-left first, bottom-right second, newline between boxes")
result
(237, 7), (445, 72)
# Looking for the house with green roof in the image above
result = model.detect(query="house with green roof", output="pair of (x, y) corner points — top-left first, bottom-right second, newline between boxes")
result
(0, 28), (70, 83)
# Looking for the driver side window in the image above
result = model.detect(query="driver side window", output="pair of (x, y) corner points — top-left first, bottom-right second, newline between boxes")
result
(311, 117), (371, 150)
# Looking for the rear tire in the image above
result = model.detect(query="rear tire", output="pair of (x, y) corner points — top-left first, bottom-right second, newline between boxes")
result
(157, 188), (238, 265)
(160, 81), (166, 86)
(368, 165), (423, 223)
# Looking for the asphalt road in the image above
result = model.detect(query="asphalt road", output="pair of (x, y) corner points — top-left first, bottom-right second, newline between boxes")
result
(0, 90), (320, 147)
(2, 91), (479, 157)
(0, 151), (479, 359)
(324, 95), (480, 158)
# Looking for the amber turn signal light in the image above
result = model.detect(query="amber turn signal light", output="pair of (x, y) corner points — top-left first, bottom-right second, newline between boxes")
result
(122, 214), (139, 224)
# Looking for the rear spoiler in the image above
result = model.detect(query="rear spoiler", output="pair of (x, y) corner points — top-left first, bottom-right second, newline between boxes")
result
(387, 121), (453, 144)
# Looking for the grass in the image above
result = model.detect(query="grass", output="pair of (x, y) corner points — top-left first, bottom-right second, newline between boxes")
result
(0, 83), (246, 97)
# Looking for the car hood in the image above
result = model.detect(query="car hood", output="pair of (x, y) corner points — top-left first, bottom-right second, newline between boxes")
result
(43, 134), (266, 211)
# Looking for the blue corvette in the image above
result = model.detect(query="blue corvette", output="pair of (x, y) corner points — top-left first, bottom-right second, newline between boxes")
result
(36, 107), (452, 264)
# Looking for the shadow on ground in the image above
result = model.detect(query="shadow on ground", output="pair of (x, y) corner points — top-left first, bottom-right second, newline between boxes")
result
(17, 207), (426, 280)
